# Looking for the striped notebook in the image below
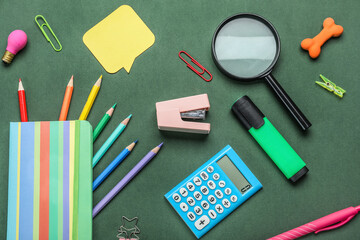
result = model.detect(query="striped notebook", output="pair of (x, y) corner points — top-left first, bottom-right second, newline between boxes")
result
(7, 121), (93, 240)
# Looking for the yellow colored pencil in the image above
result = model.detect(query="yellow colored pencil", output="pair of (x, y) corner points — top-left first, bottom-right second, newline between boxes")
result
(79, 75), (102, 120)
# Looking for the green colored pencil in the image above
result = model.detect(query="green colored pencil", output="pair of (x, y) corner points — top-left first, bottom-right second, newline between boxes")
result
(93, 104), (116, 142)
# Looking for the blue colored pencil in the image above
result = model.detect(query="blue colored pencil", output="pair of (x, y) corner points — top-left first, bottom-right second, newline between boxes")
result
(93, 140), (137, 191)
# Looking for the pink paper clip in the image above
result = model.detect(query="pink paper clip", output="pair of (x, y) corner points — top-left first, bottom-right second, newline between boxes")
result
(179, 51), (213, 82)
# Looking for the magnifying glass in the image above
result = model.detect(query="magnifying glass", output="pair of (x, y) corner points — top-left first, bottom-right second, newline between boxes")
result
(212, 13), (311, 131)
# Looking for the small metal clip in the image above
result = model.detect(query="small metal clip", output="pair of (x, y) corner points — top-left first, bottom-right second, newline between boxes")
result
(179, 51), (212, 82)
(316, 74), (346, 98)
(181, 109), (206, 120)
(35, 15), (62, 52)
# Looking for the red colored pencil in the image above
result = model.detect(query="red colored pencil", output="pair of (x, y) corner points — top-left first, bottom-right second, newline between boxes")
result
(18, 78), (28, 122)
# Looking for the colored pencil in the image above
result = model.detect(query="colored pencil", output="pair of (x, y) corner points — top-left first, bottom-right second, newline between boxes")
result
(93, 142), (163, 218)
(79, 75), (102, 120)
(93, 103), (116, 142)
(59, 76), (74, 121)
(18, 78), (28, 122)
(93, 140), (137, 191)
(92, 114), (132, 167)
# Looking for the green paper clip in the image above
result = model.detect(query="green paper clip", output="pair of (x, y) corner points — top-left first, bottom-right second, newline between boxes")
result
(316, 74), (346, 98)
(35, 15), (62, 52)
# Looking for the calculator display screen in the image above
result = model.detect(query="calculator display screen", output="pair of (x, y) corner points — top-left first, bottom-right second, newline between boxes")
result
(217, 155), (252, 194)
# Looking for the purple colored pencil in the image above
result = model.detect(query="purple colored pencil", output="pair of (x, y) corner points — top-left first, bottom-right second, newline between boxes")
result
(93, 142), (164, 218)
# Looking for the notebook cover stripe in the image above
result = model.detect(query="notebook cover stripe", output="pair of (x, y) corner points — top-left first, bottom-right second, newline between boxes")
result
(7, 123), (18, 240)
(49, 122), (59, 239)
(19, 122), (35, 239)
(72, 121), (80, 240)
(39, 122), (50, 240)
(58, 122), (64, 240)
(33, 122), (41, 240)
(63, 121), (70, 240)
(78, 121), (93, 239)
(69, 121), (75, 240)
(15, 123), (21, 240)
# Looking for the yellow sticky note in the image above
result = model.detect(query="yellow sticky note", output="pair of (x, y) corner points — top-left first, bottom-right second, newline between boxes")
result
(83, 5), (155, 73)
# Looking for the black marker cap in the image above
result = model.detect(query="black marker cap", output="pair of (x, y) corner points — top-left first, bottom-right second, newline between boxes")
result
(231, 96), (265, 130)
(289, 166), (309, 183)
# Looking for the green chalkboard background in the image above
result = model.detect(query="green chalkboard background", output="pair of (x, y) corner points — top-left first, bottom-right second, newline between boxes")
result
(1, 0), (360, 239)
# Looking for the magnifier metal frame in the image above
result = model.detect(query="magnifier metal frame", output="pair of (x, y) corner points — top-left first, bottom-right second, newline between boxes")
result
(211, 13), (311, 131)
(211, 13), (280, 81)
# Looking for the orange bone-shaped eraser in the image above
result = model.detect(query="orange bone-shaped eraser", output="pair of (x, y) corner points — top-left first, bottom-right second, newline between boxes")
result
(301, 17), (343, 59)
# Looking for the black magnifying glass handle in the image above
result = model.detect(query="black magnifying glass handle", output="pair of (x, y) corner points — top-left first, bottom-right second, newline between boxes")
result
(264, 74), (311, 130)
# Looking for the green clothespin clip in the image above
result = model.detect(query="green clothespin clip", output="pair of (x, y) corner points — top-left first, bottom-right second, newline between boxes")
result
(316, 74), (346, 98)
(35, 15), (62, 52)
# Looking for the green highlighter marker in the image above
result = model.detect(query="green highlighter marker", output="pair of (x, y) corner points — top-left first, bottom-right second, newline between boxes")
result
(231, 96), (308, 183)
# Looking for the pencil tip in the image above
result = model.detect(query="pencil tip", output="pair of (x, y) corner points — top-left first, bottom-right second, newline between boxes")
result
(127, 114), (132, 119)
(95, 76), (102, 86)
(68, 76), (74, 86)
(18, 79), (24, 90)
(112, 103), (117, 109)
(158, 142), (164, 148)
(107, 105), (115, 116)
(134, 139), (138, 144)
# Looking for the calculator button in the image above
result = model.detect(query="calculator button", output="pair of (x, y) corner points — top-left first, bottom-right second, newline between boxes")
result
(180, 202), (188, 212)
(207, 166), (214, 173)
(208, 195), (216, 204)
(187, 197), (196, 206)
(208, 210), (217, 219)
(186, 182), (195, 192)
(201, 200), (210, 210)
(194, 206), (203, 215)
(193, 191), (202, 201)
(194, 215), (210, 230)
(213, 173), (220, 181)
(215, 190), (223, 199)
(193, 177), (202, 186)
(187, 212), (196, 221)
(215, 204), (224, 214)
(222, 199), (231, 208)
(172, 193), (181, 202)
(200, 171), (209, 180)
(180, 188), (188, 197)
(218, 180), (226, 188)
(200, 186), (209, 195)
(207, 180), (216, 190)
(230, 195), (238, 203)
(224, 188), (231, 195)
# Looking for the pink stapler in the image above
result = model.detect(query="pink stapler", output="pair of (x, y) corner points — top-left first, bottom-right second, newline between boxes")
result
(156, 94), (211, 134)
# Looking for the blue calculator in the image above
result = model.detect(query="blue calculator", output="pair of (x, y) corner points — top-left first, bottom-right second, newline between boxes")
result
(165, 145), (262, 238)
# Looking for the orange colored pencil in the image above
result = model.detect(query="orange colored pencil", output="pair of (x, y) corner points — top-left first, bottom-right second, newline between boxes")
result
(18, 78), (28, 122)
(59, 76), (74, 121)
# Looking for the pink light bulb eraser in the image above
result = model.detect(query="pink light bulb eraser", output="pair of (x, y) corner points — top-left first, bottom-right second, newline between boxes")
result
(2, 30), (28, 64)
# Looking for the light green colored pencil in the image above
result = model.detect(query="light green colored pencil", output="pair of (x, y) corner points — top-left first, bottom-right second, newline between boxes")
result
(92, 114), (132, 167)
(93, 103), (116, 142)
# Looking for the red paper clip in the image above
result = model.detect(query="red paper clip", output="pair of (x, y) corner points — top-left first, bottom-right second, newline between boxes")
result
(179, 51), (213, 82)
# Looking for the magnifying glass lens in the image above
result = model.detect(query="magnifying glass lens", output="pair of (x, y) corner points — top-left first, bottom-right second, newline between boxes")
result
(214, 18), (277, 78)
